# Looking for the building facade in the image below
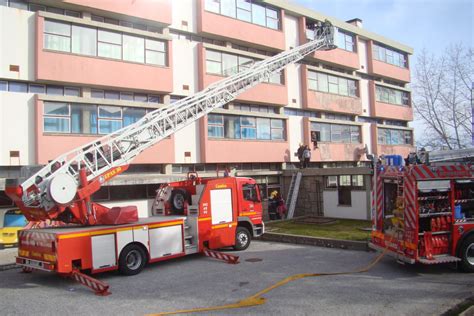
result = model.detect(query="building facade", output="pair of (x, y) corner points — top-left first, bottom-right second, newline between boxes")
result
(0, 0), (414, 220)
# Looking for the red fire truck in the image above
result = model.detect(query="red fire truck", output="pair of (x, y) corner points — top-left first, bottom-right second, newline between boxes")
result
(369, 163), (474, 272)
(15, 174), (264, 276)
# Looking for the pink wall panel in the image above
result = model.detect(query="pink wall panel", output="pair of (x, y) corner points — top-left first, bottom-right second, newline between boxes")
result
(313, 49), (359, 70)
(36, 17), (173, 92)
(197, 0), (285, 50)
(63, 0), (172, 24)
(367, 41), (410, 82)
(35, 100), (174, 165)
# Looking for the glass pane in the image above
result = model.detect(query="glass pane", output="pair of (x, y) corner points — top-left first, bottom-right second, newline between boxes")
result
(47, 7), (64, 14)
(257, 118), (271, 140)
(340, 175), (351, 186)
(0, 81), (7, 91)
(44, 102), (69, 115)
(238, 56), (253, 71)
(205, 0), (220, 13)
(28, 84), (45, 94)
(71, 104), (97, 134)
(266, 7), (278, 19)
(65, 87), (80, 96)
(237, 8), (251, 22)
(208, 114), (223, 124)
(99, 120), (122, 134)
(99, 106), (121, 118)
(123, 108), (146, 126)
(271, 119), (283, 128)
(222, 53), (238, 76)
(208, 125), (224, 138)
(44, 34), (70, 52)
(221, 0), (236, 18)
(146, 50), (165, 65)
(9, 82), (28, 92)
(145, 39), (165, 52)
(46, 85), (64, 95)
(339, 78), (348, 96)
(236, 0), (251, 10)
(317, 73), (328, 92)
(271, 128), (283, 140)
(266, 17), (278, 29)
(148, 95), (161, 103)
(98, 42), (122, 59)
(241, 127), (256, 139)
(44, 20), (70, 36)
(91, 89), (104, 98)
(206, 60), (222, 75)
(105, 91), (120, 100)
(320, 124), (331, 141)
(251, 4), (266, 26)
(224, 115), (241, 139)
(44, 117), (70, 133)
(123, 35), (145, 63)
(72, 24), (97, 56)
(240, 116), (255, 126)
(29, 4), (46, 12)
(98, 30), (121, 44)
(120, 92), (134, 100)
(134, 94), (147, 102)
(65, 10), (81, 17)
(206, 50), (221, 62)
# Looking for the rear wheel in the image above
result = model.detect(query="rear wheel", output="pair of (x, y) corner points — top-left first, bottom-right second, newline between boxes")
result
(119, 244), (147, 276)
(233, 227), (251, 251)
(459, 235), (474, 273)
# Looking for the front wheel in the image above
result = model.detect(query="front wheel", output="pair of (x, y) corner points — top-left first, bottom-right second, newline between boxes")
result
(233, 227), (251, 251)
(119, 244), (147, 276)
(459, 235), (474, 273)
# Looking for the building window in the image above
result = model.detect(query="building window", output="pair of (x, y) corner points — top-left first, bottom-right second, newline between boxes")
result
(325, 175), (365, 206)
(204, 0), (280, 30)
(43, 102), (148, 135)
(44, 19), (167, 66)
(284, 108), (320, 118)
(208, 113), (285, 141)
(311, 122), (361, 143)
(206, 49), (283, 84)
(376, 85), (410, 106)
(308, 71), (357, 97)
(337, 30), (356, 52)
(373, 43), (407, 68)
(377, 128), (412, 145)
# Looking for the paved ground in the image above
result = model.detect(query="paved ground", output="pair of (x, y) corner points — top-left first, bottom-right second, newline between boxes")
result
(0, 248), (16, 265)
(0, 241), (472, 316)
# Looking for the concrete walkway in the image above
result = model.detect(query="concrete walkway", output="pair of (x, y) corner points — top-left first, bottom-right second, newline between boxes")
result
(0, 248), (16, 265)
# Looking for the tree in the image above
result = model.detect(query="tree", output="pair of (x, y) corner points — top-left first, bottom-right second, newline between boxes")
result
(413, 44), (473, 150)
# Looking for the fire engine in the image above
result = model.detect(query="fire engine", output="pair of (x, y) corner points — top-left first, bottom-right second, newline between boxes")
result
(5, 22), (337, 293)
(369, 160), (474, 272)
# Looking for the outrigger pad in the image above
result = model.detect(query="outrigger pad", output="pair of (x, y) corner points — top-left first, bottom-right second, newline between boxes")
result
(100, 206), (138, 225)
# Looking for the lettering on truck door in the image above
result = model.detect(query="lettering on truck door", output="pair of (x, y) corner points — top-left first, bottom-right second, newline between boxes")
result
(209, 188), (235, 247)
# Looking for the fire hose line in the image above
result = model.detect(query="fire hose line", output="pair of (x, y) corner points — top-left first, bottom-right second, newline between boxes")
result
(148, 248), (388, 316)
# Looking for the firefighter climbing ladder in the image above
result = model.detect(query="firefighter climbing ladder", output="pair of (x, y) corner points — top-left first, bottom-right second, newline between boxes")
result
(286, 171), (302, 219)
(16, 22), (336, 218)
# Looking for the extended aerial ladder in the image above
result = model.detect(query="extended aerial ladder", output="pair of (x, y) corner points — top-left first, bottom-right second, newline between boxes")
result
(6, 21), (336, 226)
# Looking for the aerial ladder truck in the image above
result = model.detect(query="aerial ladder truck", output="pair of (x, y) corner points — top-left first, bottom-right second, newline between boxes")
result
(5, 22), (337, 294)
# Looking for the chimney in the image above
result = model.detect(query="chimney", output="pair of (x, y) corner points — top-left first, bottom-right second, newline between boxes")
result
(346, 18), (363, 28)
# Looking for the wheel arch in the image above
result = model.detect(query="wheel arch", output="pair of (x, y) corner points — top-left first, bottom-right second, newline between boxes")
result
(120, 241), (150, 263)
(455, 229), (474, 258)
(237, 218), (254, 237)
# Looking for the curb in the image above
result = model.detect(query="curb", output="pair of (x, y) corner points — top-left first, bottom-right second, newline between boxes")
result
(256, 232), (369, 251)
(441, 296), (474, 316)
(0, 263), (20, 271)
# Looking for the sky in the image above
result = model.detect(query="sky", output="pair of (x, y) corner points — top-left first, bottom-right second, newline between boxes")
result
(292, 0), (473, 145)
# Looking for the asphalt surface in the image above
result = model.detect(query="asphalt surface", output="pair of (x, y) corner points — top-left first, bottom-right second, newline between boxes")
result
(0, 241), (472, 316)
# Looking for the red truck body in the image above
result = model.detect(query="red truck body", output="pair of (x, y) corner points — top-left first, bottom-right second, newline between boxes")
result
(16, 175), (264, 275)
(369, 164), (474, 272)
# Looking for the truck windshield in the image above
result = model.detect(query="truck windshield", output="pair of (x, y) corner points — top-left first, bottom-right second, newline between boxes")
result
(242, 184), (260, 202)
(4, 210), (27, 227)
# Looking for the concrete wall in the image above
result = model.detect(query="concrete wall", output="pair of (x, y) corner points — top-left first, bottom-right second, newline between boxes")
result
(0, 6), (35, 81)
(171, 0), (197, 33)
(0, 93), (36, 166)
(323, 190), (368, 220)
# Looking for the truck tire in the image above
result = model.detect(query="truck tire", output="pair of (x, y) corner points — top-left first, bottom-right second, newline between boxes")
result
(119, 244), (147, 276)
(459, 235), (474, 273)
(170, 189), (188, 214)
(233, 227), (251, 251)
